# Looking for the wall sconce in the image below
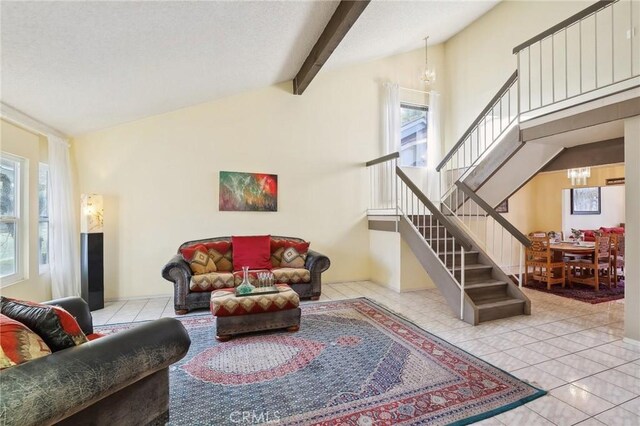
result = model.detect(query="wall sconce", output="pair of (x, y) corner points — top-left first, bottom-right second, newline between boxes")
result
(80, 194), (104, 310)
(567, 167), (591, 186)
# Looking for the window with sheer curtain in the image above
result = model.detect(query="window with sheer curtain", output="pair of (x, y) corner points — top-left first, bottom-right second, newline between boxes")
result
(0, 154), (25, 285)
(39, 163), (49, 270)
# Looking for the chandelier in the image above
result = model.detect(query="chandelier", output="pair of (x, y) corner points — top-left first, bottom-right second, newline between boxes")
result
(567, 167), (591, 186)
(422, 36), (436, 87)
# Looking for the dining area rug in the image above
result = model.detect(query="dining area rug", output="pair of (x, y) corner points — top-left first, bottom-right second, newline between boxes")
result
(96, 298), (545, 425)
(524, 279), (625, 304)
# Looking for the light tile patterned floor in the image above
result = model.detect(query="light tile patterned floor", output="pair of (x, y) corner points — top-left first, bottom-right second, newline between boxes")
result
(93, 282), (640, 425)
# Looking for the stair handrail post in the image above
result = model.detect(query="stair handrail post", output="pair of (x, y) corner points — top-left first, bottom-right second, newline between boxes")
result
(365, 152), (400, 214)
(460, 246), (465, 320)
(516, 52), (521, 125)
(519, 243), (524, 288)
(394, 157), (399, 232)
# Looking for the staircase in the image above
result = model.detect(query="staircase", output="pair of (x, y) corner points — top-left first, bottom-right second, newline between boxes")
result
(409, 216), (527, 323)
(366, 0), (639, 325)
(367, 163), (529, 325)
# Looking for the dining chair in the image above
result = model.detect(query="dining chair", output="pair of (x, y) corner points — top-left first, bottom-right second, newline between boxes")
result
(525, 235), (565, 290)
(608, 234), (625, 286)
(566, 235), (612, 292)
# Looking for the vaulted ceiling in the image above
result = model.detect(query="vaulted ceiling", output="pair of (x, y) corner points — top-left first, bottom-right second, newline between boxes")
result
(1, 1), (498, 136)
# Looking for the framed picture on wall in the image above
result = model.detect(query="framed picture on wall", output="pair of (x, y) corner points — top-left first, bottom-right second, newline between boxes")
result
(219, 171), (278, 212)
(571, 187), (601, 215)
(495, 199), (508, 213)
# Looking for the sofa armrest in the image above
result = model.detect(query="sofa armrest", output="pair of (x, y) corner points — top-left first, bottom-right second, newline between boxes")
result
(0, 317), (191, 426)
(44, 296), (93, 335)
(162, 254), (192, 312)
(162, 254), (191, 282)
(305, 249), (330, 274)
(304, 250), (330, 299)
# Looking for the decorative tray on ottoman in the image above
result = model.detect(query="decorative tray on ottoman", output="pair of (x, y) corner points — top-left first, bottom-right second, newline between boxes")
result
(235, 286), (280, 297)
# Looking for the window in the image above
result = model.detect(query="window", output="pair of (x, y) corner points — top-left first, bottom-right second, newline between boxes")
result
(39, 164), (49, 270)
(0, 154), (25, 285)
(400, 103), (428, 167)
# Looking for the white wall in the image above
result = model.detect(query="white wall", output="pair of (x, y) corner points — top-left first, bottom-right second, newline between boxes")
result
(443, 1), (593, 148)
(369, 230), (401, 292)
(400, 238), (435, 292)
(624, 115), (640, 342)
(562, 186), (625, 234)
(0, 120), (52, 302)
(368, 229), (435, 292)
(72, 45), (446, 300)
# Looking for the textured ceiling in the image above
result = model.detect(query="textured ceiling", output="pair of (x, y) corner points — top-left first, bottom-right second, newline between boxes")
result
(1, 1), (498, 136)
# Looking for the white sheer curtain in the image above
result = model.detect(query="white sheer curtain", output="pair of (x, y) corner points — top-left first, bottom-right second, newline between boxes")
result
(48, 135), (81, 298)
(426, 91), (442, 203)
(382, 82), (400, 154)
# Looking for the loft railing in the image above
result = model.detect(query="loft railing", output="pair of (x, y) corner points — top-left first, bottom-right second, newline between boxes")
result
(514, 0), (639, 116)
(366, 152), (398, 214)
(436, 71), (518, 200)
(437, 0), (638, 201)
(365, 153), (473, 319)
(443, 181), (531, 286)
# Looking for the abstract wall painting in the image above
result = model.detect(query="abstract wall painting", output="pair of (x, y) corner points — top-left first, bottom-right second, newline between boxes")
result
(219, 171), (278, 212)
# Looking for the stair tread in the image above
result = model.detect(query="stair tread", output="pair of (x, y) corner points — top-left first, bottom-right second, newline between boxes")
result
(452, 264), (493, 271)
(464, 280), (508, 290)
(476, 298), (525, 308)
(439, 250), (480, 255)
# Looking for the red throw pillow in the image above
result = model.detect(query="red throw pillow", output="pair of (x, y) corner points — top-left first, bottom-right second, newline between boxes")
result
(0, 314), (52, 369)
(0, 297), (88, 352)
(232, 235), (272, 271)
(600, 227), (625, 235)
(580, 230), (596, 242)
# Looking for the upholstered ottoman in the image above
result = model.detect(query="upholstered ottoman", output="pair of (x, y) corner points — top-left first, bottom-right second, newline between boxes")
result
(210, 284), (301, 341)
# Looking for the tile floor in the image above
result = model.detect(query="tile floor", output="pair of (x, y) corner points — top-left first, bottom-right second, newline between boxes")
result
(93, 282), (640, 426)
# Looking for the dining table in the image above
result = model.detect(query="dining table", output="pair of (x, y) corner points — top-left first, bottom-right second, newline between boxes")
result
(549, 242), (595, 262)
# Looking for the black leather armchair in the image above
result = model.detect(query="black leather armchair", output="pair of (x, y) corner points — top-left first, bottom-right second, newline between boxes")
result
(162, 236), (331, 314)
(0, 297), (191, 426)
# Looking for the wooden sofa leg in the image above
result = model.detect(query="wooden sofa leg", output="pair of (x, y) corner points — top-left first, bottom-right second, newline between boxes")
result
(310, 295), (320, 301)
(175, 309), (188, 315)
(287, 325), (300, 333)
(216, 334), (232, 342)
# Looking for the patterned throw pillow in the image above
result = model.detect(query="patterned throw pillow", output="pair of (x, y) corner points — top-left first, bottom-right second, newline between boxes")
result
(205, 241), (233, 272)
(0, 314), (52, 369)
(270, 239), (310, 267)
(190, 249), (217, 275)
(280, 246), (306, 268)
(181, 244), (217, 275)
(0, 297), (88, 352)
(270, 246), (286, 268)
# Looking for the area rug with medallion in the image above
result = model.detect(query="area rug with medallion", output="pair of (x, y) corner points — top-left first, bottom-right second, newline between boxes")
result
(97, 298), (545, 425)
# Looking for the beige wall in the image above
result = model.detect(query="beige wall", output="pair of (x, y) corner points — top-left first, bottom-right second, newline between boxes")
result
(443, 0), (592, 148)
(400, 239), (435, 292)
(0, 120), (52, 302)
(507, 164), (625, 235)
(72, 46), (446, 300)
